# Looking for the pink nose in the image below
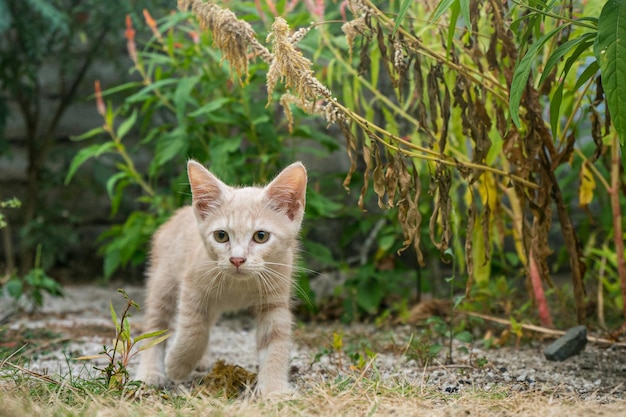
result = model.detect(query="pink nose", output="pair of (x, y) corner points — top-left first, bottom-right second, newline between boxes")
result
(229, 257), (246, 268)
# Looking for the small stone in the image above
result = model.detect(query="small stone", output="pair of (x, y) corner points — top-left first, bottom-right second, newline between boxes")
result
(544, 325), (587, 361)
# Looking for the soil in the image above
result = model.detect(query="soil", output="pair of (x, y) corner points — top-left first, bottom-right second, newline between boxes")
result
(2, 284), (625, 404)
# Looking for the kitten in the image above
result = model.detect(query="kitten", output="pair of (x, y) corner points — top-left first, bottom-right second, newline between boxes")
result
(136, 160), (307, 397)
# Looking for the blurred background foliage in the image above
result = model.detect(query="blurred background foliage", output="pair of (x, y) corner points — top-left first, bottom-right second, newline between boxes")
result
(2, 0), (626, 332)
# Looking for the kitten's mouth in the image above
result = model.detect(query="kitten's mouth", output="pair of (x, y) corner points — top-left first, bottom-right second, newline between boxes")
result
(229, 266), (250, 276)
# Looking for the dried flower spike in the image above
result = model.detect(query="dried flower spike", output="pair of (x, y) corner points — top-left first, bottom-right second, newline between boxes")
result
(179, 0), (271, 79)
(267, 17), (332, 108)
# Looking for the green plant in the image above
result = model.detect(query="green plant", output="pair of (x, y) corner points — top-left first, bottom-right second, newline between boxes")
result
(76, 289), (168, 390)
(169, 0), (626, 328)
(0, 197), (19, 230)
(66, 8), (340, 281)
(3, 245), (63, 309)
(0, 0), (163, 274)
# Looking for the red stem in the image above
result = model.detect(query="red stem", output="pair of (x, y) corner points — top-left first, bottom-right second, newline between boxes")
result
(530, 249), (554, 328)
(610, 134), (626, 319)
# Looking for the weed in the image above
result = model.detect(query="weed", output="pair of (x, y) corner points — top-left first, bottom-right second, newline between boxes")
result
(2, 245), (63, 310)
(404, 328), (442, 367)
(75, 289), (168, 390)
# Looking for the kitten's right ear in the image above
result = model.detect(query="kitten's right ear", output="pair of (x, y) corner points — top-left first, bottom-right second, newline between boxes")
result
(187, 160), (224, 219)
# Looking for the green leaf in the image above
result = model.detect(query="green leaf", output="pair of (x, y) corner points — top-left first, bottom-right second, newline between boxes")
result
(549, 80), (565, 138)
(446, 1), (460, 54)
(136, 334), (171, 352)
(378, 234), (396, 252)
(594, 0), (626, 147)
(393, 0), (413, 36)
(548, 36), (596, 138)
(539, 33), (595, 87)
(71, 126), (105, 142)
(103, 248), (121, 279)
(116, 110), (137, 140)
(65, 142), (115, 184)
(430, 0), (457, 22)
(188, 97), (234, 117)
(459, 0), (471, 34)
(574, 60), (599, 91)
(134, 329), (168, 343)
(106, 172), (130, 199)
(126, 79), (179, 104)
(110, 302), (120, 333)
(5, 278), (23, 299)
(510, 26), (566, 128)
(151, 128), (189, 174)
(122, 318), (131, 341)
(174, 76), (200, 120)
(455, 330), (472, 343)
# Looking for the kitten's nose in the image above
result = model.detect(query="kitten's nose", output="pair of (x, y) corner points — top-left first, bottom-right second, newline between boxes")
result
(229, 257), (246, 268)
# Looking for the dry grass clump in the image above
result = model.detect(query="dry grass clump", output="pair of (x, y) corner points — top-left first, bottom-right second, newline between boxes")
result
(196, 359), (257, 398)
(2, 376), (626, 417)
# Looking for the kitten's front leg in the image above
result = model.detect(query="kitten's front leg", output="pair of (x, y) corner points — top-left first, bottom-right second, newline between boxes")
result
(255, 303), (293, 397)
(165, 286), (214, 382)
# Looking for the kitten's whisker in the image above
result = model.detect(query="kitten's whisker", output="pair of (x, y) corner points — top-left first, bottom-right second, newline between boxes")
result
(263, 262), (319, 276)
(259, 271), (279, 298)
(260, 268), (313, 307)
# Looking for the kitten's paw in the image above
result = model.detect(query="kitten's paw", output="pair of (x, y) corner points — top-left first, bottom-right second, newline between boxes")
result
(256, 380), (293, 400)
(137, 370), (169, 388)
(195, 355), (212, 373)
(165, 356), (194, 382)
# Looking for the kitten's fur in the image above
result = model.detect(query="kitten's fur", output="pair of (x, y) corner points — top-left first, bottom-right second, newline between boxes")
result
(136, 160), (307, 397)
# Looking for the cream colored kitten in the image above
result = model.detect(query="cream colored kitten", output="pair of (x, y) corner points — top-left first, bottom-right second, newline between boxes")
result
(136, 160), (307, 397)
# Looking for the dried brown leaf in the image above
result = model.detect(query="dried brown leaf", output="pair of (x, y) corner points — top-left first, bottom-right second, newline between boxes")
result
(465, 195), (477, 294)
(429, 164), (452, 252)
(372, 144), (386, 209)
(590, 106), (603, 162)
(358, 141), (373, 211)
(426, 65), (442, 134)
(385, 156), (398, 208)
(341, 122), (358, 191)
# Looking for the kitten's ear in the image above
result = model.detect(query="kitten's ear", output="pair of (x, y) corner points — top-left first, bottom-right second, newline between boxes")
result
(265, 162), (307, 221)
(188, 160), (225, 220)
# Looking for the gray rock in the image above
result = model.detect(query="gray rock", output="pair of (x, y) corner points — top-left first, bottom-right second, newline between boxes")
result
(544, 325), (588, 361)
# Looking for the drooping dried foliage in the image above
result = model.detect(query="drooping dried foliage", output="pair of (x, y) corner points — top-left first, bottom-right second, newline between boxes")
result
(179, 0), (607, 323)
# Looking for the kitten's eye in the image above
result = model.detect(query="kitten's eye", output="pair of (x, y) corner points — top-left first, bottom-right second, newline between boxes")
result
(253, 230), (270, 243)
(214, 230), (229, 243)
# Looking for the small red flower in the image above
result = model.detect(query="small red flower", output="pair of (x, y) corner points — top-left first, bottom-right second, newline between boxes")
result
(125, 15), (137, 63)
(94, 80), (105, 116)
(143, 9), (162, 43)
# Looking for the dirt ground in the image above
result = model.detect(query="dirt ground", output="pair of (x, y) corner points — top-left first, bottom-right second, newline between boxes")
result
(1, 284), (626, 416)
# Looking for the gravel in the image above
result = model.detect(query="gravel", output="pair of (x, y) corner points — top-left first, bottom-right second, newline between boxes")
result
(2, 284), (625, 403)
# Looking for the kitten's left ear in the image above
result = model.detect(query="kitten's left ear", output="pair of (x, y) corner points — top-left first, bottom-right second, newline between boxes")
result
(265, 162), (307, 221)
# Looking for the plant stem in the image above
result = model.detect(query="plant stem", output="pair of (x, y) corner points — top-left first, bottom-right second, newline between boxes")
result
(529, 249), (554, 328)
(542, 148), (587, 324)
(609, 132), (626, 319)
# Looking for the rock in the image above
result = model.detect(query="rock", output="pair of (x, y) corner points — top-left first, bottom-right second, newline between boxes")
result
(544, 325), (588, 361)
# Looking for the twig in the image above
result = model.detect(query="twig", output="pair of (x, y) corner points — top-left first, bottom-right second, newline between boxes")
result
(0, 345), (59, 385)
(463, 311), (626, 347)
(1, 362), (59, 385)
